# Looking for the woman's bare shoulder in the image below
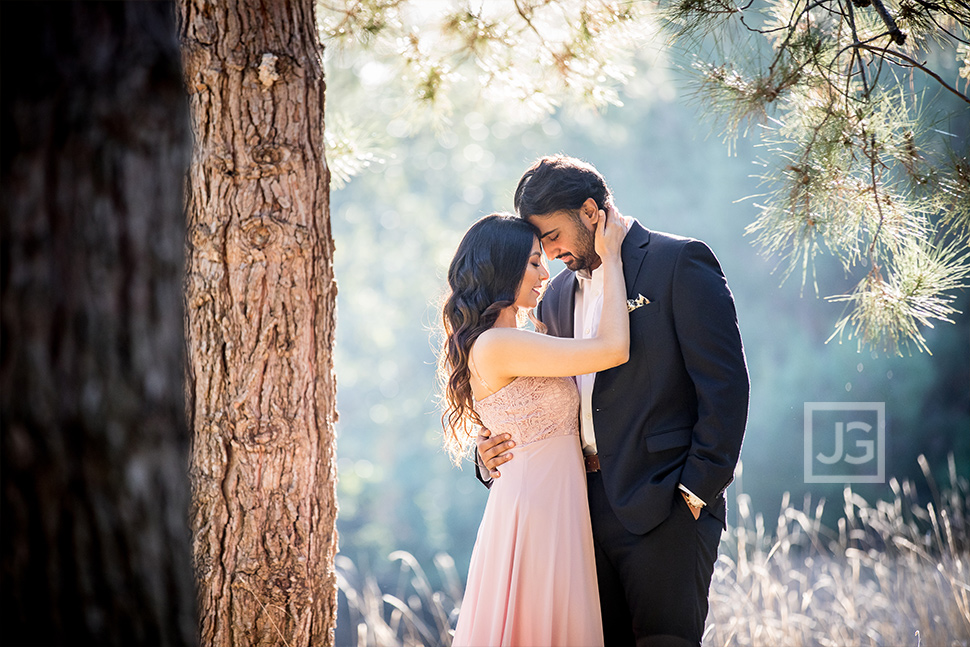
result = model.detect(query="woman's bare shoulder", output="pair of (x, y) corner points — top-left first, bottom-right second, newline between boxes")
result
(475, 327), (540, 348)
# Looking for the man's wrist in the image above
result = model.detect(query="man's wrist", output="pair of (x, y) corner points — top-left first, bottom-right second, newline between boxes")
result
(678, 484), (706, 508)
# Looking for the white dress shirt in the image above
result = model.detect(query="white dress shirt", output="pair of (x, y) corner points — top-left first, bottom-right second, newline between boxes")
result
(573, 265), (603, 456)
(570, 219), (706, 506)
(572, 216), (634, 456)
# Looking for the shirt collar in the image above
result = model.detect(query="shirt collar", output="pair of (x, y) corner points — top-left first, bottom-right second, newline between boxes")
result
(576, 263), (604, 289)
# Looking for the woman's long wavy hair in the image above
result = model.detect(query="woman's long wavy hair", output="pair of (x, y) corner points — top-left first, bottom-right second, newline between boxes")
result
(437, 213), (544, 465)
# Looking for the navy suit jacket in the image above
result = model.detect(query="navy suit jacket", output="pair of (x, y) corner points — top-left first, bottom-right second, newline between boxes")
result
(538, 221), (749, 535)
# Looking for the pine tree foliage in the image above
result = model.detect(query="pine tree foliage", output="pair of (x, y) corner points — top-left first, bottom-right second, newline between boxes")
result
(325, 112), (387, 189)
(317, 0), (657, 181)
(666, 0), (970, 353)
(317, 0), (968, 353)
(319, 0), (649, 110)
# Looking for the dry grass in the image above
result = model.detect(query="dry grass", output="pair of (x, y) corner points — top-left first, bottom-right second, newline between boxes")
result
(705, 454), (969, 646)
(336, 550), (462, 647)
(336, 454), (969, 647)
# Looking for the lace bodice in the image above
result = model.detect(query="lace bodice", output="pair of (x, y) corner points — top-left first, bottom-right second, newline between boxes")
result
(474, 375), (580, 447)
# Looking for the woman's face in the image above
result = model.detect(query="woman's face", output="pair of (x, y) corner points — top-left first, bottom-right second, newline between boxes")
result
(514, 237), (550, 310)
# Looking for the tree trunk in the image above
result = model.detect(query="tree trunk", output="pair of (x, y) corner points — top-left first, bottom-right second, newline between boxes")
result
(177, 1), (338, 645)
(1, 2), (196, 645)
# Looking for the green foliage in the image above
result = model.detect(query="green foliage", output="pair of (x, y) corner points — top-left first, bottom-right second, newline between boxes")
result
(667, 0), (970, 354)
(318, 1), (659, 127)
(319, 0), (969, 355)
(828, 238), (970, 353)
(325, 113), (388, 189)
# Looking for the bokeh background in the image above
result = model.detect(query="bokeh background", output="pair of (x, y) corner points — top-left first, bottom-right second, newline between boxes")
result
(324, 37), (969, 644)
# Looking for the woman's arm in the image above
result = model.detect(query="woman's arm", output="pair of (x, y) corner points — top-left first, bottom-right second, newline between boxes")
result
(474, 207), (630, 382)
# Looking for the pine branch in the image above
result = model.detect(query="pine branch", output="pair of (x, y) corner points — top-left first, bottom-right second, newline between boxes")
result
(856, 43), (970, 104)
(513, 0), (550, 48)
(869, 0), (909, 44)
(666, 0), (969, 353)
(844, 0), (872, 96)
(910, 0), (970, 43)
(865, 132), (887, 261)
(827, 238), (970, 354)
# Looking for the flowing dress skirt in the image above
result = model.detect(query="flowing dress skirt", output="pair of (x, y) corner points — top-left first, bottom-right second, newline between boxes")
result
(453, 434), (603, 647)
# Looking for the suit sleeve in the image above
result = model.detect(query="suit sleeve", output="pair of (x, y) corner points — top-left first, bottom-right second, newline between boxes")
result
(672, 240), (749, 504)
(475, 454), (493, 489)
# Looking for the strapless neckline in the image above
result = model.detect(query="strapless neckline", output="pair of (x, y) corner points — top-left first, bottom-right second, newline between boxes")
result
(472, 375), (580, 448)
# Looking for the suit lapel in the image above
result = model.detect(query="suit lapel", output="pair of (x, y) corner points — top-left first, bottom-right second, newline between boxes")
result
(592, 222), (651, 398)
(545, 222), (650, 338)
(622, 222), (651, 297)
(539, 269), (577, 338)
(558, 273), (577, 338)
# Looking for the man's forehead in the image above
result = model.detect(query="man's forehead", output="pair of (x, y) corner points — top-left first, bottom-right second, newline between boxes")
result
(536, 226), (558, 240)
(527, 212), (569, 237)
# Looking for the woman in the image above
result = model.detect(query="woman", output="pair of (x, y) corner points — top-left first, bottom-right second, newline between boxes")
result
(438, 208), (629, 646)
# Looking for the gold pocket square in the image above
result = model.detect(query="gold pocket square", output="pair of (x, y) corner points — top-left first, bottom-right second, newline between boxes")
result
(627, 294), (650, 312)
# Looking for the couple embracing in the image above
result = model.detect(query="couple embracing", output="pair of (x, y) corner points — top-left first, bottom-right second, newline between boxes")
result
(438, 155), (749, 647)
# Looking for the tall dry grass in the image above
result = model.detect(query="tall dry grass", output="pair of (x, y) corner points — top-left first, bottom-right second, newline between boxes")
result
(336, 454), (969, 646)
(336, 551), (462, 647)
(705, 455), (968, 646)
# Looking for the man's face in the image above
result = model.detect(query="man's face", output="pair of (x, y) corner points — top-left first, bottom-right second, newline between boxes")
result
(526, 203), (599, 273)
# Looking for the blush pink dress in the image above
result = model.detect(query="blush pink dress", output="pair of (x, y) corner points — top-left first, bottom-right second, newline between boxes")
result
(453, 375), (603, 647)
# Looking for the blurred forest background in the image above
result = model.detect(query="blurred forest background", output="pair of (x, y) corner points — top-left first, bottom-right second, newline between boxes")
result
(324, 18), (969, 616)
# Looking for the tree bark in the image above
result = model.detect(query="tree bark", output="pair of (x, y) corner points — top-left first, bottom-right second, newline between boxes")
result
(177, 1), (338, 645)
(1, 2), (197, 645)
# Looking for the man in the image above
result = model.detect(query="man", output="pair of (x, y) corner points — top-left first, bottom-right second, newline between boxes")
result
(477, 155), (749, 646)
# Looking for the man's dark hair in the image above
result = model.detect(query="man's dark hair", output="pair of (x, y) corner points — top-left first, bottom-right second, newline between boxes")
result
(513, 155), (612, 219)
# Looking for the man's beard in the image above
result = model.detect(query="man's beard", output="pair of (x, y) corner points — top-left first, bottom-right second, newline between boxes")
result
(561, 218), (598, 272)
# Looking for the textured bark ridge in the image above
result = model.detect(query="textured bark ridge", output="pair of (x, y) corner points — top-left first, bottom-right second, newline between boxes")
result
(178, 1), (339, 644)
(1, 3), (196, 645)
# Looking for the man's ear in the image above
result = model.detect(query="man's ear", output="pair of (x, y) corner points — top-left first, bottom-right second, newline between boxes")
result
(582, 197), (600, 225)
